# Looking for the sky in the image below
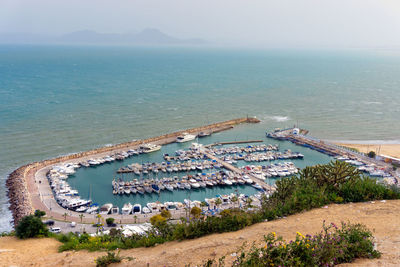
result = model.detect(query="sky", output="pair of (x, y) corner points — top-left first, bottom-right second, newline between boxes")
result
(1, 0), (400, 48)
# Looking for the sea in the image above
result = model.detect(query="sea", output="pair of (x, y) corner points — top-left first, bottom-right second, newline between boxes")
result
(1, 45), (400, 232)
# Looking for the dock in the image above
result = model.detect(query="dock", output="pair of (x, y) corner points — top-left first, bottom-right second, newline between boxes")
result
(205, 140), (263, 148)
(267, 128), (399, 181)
(200, 147), (274, 192)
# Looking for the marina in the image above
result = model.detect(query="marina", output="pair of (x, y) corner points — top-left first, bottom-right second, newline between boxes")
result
(12, 117), (395, 225)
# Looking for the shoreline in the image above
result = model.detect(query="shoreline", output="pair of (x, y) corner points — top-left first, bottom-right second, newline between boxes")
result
(6, 117), (260, 226)
(333, 142), (400, 159)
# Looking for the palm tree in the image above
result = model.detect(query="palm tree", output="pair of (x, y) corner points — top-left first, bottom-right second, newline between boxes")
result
(246, 198), (253, 209)
(231, 196), (238, 209)
(96, 214), (102, 225)
(134, 215), (137, 224)
(63, 212), (68, 221)
(79, 214), (85, 223)
(215, 198), (222, 209)
(200, 201), (207, 211)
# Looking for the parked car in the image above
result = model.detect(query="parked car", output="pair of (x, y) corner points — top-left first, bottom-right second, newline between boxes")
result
(50, 227), (61, 233)
(44, 220), (55, 226)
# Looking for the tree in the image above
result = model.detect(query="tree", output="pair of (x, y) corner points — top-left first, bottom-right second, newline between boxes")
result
(96, 214), (102, 225)
(246, 198), (253, 208)
(200, 201), (207, 211)
(79, 214), (85, 223)
(106, 218), (115, 226)
(15, 215), (48, 239)
(215, 198), (222, 209)
(160, 209), (171, 220)
(34, 210), (46, 218)
(134, 215), (138, 224)
(150, 214), (167, 227)
(63, 212), (68, 221)
(368, 151), (376, 158)
(230, 196), (238, 208)
(190, 206), (202, 219)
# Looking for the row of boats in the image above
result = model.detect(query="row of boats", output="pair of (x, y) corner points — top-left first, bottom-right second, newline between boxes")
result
(111, 170), (260, 195)
(335, 156), (395, 178)
(98, 191), (267, 215)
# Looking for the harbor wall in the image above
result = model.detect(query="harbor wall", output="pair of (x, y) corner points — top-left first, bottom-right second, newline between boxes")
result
(6, 117), (260, 226)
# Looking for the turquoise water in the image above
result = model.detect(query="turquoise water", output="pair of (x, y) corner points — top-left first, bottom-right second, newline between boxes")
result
(1, 45), (399, 231)
(67, 124), (332, 210)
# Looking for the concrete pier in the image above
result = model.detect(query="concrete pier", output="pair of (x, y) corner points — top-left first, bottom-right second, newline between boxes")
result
(201, 147), (274, 192)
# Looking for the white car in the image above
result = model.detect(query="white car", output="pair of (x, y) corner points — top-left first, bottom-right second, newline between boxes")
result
(50, 227), (61, 233)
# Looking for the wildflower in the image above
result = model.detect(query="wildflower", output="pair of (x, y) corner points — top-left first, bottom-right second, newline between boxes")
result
(272, 232), (276, 238)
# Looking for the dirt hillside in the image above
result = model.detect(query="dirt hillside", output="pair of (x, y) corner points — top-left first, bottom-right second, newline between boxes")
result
(1, 200), (400, 267)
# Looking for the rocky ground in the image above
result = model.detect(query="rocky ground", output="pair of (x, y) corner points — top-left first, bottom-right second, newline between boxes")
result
(1, 200), (400, 267)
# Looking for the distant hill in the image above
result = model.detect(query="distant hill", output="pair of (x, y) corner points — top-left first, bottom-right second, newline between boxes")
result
(0, 28), (206, 45)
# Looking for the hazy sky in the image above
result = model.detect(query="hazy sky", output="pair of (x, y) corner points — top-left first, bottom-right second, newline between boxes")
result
(1, 0), (400, 47)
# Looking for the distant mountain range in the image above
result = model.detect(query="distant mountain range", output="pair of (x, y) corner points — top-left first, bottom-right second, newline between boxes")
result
(0, 28), (206, 45)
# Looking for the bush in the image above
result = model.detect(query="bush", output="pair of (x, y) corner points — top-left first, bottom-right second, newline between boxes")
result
(95, 251), (132, 267)
(368, 151), (376, 158)
(190, 206), (202, 218)
(15, 215), (48, 239)
(106, 218), (115, 226)
(34, 210), (46, 218)
(150, 214), (167, 227)
(160, 209), (171, 219)
(229, 222), (380, 267)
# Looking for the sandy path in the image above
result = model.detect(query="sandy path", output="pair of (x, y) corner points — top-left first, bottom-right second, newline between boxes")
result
(1, 200), (400, 267)
(334, 143), (400, 159)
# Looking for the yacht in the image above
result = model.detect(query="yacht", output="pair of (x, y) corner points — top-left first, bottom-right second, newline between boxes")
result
(140, 143), (162, 153)
(132, 204), (142, 214)
(99, 203), (113, 215)
(111, 205), (119, 214)
(121, 203), (133, 215)
(176, 132), (196, 143)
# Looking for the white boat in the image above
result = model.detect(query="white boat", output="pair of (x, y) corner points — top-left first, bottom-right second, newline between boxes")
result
(99, 203), (113, 215)
(166, 184), (174, 191)
(132, 204), (142, 214)
(86, 206), (99, 214)
(140, 143), (162, 153)
(122, 203), (133, 215)
(142, 207), (151, 214)
(111, 205), (119, 214)
(176, 132), (196, 143)
(75, 206), (88, 212)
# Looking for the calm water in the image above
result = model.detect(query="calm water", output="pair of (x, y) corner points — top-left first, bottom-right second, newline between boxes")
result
(1, 45), (399, 231)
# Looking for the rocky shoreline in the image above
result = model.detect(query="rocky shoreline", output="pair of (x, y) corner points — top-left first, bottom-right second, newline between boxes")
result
(6, 117), (260, 226)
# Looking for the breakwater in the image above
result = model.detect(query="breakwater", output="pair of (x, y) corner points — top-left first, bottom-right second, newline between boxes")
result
(6, 117), (260, 226)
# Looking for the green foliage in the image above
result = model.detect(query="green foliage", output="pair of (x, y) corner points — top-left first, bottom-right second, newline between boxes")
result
(150, 214), (167, 227)
(105, 218), (115, 225)
(190, 206), (202, 218)
(368, 151), (376, 158)
(34, 210), (46, 218)
(1, 231), (15, 237)
(15, 215), (48, 239)
(95, 251), (133, 267)
(228, 222), (380, 267)
(55, 161), (400, 254)
(160, 209), (171, 219)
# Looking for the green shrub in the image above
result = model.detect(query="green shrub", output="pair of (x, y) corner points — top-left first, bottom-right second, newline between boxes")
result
(229, 222), (380, 267)
(95, 251), (132, 267)
(34, 210), (46, 218)
(15, 215), (48, 239)
(105, 218), (115, 225)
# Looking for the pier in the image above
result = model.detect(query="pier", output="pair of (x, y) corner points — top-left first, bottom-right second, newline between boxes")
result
(200, 147), (274, 192)
(268, 128), (399, 181)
